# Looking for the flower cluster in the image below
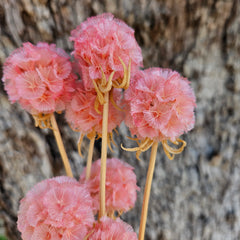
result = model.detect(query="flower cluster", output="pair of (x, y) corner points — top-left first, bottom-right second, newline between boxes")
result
(2, 42), (76, 115)
(17, 177), (94, 240)
(17, 158), (139, 239)
(2, 12), (196, 240)
(80, 158), (140, 215)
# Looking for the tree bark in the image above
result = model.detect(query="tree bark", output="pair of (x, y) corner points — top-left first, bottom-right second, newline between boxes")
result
(0, 0), (239, 239)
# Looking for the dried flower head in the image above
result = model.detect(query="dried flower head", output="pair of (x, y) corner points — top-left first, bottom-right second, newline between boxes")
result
(65, 82), (123, 136)
(87, 217), (138, 240)
(17, 176), (94, 240)
(80, 158), (139, 216)
(70, 13), (143, 90)
(2, 42), (76, 115)
(124, 68), (196, 159)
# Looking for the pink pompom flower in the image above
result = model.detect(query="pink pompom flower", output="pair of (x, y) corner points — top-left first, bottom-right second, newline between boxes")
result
(125, 68), (196, 141)
(87, 217), (138, 240)
(124, 68), (196, 159)
(17, 176), (95, 240)
(70, 13), (143, 90)
(65, 82), (124, 136)
(2, 42), (76, 115)
(80, 158), (139, 216)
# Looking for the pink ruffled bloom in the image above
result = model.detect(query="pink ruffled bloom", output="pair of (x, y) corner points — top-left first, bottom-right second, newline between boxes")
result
(87, 217), (138, 240)
(124, 68), (196, 141)
(70, 13), (143, 90)
(65, 82), (124, 135)
(2, 42), (76, 115)
(80, 158), (139, 214)
(17, 176), (94, 240)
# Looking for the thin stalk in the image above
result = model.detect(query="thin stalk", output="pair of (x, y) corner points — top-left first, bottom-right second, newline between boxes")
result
(138, 141), (158, 240)
(86, 137), (95, 180)
(99, 91), (109, 218)
(50, 113), (73, 178)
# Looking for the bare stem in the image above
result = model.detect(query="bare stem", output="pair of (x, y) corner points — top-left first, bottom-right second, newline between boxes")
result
(86, 137), (95, 180)
(50, 113), (73, 178)
(138, 141), (158, 240)
(99, 91), (109, 218)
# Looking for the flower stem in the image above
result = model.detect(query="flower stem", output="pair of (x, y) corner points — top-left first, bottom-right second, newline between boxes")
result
(138, 141), (158, 240)
(50, 113), (73, 178)
(86, 137), (95, 180)
(99, 91), (109, 218)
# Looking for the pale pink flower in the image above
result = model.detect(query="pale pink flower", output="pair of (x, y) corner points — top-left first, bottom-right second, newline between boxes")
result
(80, 158), (139, 214)
(70, 13), (143, 90)
(17, 176), (94, 240)
(65, 82), (124, 135)
(87, 217), (138, 240)
(2, 42), (76, 115)
(124, 68), (196, 141)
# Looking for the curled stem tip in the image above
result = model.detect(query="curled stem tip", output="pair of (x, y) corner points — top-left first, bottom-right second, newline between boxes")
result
(93, 59), (131, 114)
(78, 130), (97, 159)
(93, 70), (113, 113)
(162, 138), (187, 160)
(32, 113), (52, 129)
(112, 58), (131, 90)
(121, 137), (154, 160)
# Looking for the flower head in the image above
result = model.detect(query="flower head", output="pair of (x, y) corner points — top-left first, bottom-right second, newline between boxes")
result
(87, 217), (138, 240)
(17, 176), (94, 240)
(2, 42), (76, 115)
(65, 82), (123, 136)
(70, 13), (143, 90)
(80, 158), (139, 215)
(124, 68), (196, 142)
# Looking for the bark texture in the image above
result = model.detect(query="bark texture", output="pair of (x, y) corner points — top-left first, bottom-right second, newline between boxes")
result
(0, 0), (240, 239)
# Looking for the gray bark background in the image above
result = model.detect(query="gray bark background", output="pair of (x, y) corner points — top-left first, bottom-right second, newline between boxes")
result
(0, 0), (239, 239)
